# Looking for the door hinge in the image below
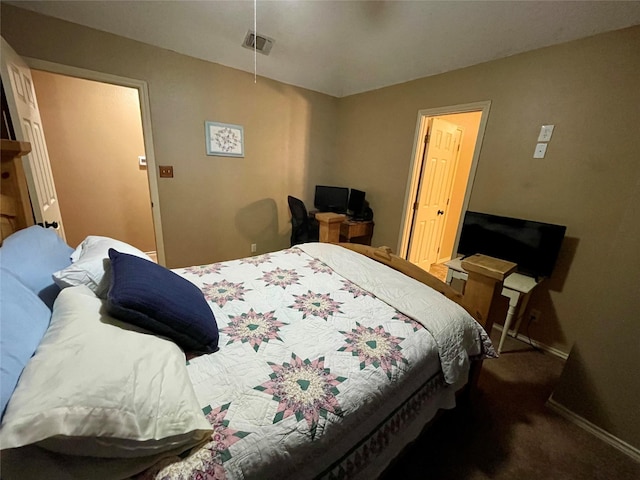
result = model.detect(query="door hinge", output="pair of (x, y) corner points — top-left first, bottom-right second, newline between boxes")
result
(424, 127), (431, 145)
(413, 202), (419, 211)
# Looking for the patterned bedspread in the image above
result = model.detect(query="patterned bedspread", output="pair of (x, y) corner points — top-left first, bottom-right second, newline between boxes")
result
(140, 243), (494, 480)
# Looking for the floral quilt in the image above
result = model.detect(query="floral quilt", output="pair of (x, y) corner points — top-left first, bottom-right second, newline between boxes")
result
(140, 243), (494, 480)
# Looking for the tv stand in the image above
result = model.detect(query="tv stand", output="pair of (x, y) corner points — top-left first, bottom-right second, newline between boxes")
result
(445, 256), (542, 354)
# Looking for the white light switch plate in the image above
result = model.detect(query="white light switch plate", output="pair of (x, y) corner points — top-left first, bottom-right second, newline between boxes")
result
(538, 125), (555, 142)
(533, 143), (548, 158)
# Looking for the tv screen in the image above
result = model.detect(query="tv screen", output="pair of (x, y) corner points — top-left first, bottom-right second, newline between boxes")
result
(347, 189), (366, 217)
(457, 211), (566, 279)
(314, 185), (349, 213)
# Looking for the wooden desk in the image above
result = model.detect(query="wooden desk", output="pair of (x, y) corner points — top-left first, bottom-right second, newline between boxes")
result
(445, 256), (541, 354)
(315, 213), (374, 245)
(340, 218), (374, 245)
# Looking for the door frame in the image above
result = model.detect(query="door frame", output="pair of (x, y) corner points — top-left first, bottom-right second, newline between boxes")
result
(24, 57), (166, 265)
(397, 101), (491, 260)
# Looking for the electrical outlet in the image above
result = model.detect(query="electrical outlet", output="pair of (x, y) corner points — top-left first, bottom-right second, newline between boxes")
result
(529, 309), (542, 323)
(251, 243), (257, 253)
(159, 165), (174, 178)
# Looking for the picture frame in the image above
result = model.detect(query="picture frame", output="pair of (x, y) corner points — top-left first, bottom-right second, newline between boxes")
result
(205, 121), (244, 157)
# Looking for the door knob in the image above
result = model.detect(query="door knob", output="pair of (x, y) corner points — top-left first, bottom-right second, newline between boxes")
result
(437, 210), (444, 215)
(38, 221), (59, 229)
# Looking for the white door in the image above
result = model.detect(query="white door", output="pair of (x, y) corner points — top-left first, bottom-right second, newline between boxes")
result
(1, 37), (66, 239)
(408, 117), (461, 271)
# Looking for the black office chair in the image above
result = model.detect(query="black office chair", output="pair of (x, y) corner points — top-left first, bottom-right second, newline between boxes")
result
(287, 196), (319, 246)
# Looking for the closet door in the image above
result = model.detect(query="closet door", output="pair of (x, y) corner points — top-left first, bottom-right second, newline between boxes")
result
(1, 36), (66, 239)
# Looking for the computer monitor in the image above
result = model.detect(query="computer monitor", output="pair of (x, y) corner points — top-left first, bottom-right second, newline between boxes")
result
(347, 189), (366, 217)
(314, 185), (349, 213)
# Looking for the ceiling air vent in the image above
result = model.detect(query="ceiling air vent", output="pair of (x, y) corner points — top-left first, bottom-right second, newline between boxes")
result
(242, 30), (274, 56)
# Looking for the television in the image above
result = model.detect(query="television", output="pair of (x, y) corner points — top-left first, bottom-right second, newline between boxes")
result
(347, 188), (366, 218)
(457, 211), (566, 279)
(314, 185), (349, 213)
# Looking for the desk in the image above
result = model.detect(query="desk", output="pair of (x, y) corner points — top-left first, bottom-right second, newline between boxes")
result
(445, 256), (541, 354)
(315, 212), (374, 245)
(340, 218), (374, 245)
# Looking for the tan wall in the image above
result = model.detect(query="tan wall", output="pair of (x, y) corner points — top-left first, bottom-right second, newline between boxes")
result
(2, 3), (639, 452)
(336, 26), (640, 448)
(0, 4), (338, 267)
(30, 70), (155, 251)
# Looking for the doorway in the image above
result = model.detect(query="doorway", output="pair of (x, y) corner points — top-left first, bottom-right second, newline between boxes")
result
(398, 102), (491, 278)
(31, 70), (156, 256)
(25, 58), (165, 264)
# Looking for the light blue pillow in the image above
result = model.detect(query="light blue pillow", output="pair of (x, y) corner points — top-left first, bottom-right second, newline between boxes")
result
(0, 226), (73, 309)
(0, 268), (51, 418)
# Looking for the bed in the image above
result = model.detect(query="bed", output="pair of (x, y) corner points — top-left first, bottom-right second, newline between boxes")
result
(0, 225), (514, 480)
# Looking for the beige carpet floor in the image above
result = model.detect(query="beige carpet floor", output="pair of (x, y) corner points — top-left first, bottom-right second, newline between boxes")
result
(381, 332), (640, 479)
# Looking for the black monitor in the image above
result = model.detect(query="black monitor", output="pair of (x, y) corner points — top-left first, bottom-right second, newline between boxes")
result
(347, 189), (366, 217)
(314, 185), (349, 213)
(457, 211), (566, 279)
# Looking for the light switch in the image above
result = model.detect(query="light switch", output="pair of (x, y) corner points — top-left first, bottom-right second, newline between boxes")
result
(138, 156), (147, 167)
(538, 125), (555, 142)
(533, 143), (548, 159)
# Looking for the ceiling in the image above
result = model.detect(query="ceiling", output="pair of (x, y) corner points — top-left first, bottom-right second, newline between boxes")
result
(8, 0), (640, 97)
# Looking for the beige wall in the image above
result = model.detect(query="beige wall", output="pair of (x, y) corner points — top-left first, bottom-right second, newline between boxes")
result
(2, 3), (639, 452)
(0, 4), (338, 267)
(30, 70), (155, 251)
(335, 26), (640, 448)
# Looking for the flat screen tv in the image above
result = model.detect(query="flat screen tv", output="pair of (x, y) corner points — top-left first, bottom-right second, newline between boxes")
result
(457, 211), (566, 279)
(314, 185), (349, 213)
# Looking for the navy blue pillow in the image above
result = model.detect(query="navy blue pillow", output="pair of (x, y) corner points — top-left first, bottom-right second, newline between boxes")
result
(106, 249), (219, 353)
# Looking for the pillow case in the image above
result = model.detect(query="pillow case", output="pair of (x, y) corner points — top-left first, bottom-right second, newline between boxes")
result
(0, 225), (73, 308)
(0, 269), (51, 417)
(52, 235), (151, 297)
(0, 285), (212, 458)
(107, 249), (219, 353)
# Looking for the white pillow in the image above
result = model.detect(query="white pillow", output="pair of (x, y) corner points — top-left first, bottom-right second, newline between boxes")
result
(0, 285), (212, 458)
(53, 236), (152, 297)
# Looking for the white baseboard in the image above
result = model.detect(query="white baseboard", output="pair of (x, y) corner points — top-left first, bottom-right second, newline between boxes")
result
(547, 397), (640, 463)
(491, 324), (569, 360)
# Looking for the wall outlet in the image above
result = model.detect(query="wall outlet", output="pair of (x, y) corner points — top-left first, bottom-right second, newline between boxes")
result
(251, 243), (257, 253)
(529, 309), (542, 323)
(159, 165), (174, 178)
(533, 143), (548, 158)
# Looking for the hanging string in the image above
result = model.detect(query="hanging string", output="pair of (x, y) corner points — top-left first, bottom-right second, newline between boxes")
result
(254, 0), (257, 83)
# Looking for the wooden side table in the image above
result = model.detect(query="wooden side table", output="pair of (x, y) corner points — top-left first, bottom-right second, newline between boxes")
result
(445, 256), (541, 353)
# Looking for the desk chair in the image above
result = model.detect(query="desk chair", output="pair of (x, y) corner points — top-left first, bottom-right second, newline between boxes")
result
(287, 196), (319, 246)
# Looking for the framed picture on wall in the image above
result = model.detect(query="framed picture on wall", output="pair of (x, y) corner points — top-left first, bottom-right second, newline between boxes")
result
(205, 121), (244, 157)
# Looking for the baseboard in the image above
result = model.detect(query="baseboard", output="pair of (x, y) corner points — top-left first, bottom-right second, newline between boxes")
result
(491, 324), (569, 360)
(547, 397), (640, 463)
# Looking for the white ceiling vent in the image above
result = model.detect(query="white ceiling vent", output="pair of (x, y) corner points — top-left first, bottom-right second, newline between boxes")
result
(242, 30), (274, 56)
